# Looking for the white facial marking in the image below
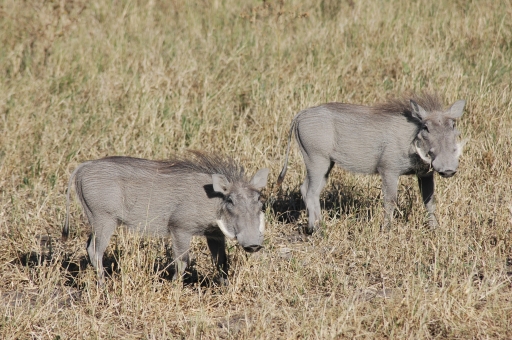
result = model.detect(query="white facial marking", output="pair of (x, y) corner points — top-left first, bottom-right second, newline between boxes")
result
(455, 143), (462, 159)
(216, 219), (235, 239)
(455, 139), (468, 159)
(259, 212), (265, 233)
(415, 140), (432, 164)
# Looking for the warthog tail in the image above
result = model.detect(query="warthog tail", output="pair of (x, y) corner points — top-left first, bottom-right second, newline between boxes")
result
(62, 162), (88, 242)
(276, 118), (297, 189)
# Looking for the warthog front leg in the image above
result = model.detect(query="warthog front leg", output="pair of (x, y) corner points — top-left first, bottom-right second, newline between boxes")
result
(171, 231), (192, 281)
(206, 234), (228, 285)
(417, 173), (438, 228)
(380, 171), (399, 231)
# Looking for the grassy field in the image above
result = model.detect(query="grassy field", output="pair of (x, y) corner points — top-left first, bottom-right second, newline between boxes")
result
(1, 0), (512, 338)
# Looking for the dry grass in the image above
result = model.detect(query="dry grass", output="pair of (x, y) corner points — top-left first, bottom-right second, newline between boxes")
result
(1, 0), (512, 338)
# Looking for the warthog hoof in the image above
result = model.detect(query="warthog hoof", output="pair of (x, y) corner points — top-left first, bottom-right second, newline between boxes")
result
(217, 277), (229, 286)
(428, 216), (438, 229)
(380, 221), (391, 232)
(304, 220), (321, 235)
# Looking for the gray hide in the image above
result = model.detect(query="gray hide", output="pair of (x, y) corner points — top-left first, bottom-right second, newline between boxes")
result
(63, 152), (269, 285)
(277, 93), (465, 233)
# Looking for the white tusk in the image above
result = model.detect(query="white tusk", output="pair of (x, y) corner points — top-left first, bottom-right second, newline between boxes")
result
(216, 219), (235, 239)
(414, 140), (432, 164)
(259, 212), (265, 233)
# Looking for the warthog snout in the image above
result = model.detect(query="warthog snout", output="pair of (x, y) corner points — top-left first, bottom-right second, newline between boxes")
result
(438, 169), (456, 178)
(243, 245), (263, 253)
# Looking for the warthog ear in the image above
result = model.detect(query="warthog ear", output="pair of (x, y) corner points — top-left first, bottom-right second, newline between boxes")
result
(250, 168), (270, 190)
(212, 174), (231, 195)
(447, 100), (465, 119)
(410, 100), (429, 121)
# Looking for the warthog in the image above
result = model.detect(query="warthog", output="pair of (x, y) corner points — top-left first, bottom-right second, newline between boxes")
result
(277, 93), (465, 232)
(63, 152), (269, 284)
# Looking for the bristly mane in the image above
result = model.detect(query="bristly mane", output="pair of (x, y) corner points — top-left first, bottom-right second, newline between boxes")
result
(160, 151), (246, 182)
(103, 151), (246, 183)
(373, 92), (444, 115)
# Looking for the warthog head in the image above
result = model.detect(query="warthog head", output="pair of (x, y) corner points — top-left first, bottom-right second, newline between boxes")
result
(411, 99), (466, 177)
(213, 168), (269, 252)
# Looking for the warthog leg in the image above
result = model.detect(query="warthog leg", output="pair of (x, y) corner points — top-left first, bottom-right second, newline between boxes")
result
(380, 171), (399, 231)
(86, 217), (117, 286)
(417, 173), (438, 228)
(171, 231), (192, 281)
(301, 157), (334, 234)
(206, 233), (228, 285)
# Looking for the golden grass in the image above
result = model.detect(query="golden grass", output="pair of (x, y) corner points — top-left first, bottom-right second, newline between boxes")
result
(1, 0), (511, 338)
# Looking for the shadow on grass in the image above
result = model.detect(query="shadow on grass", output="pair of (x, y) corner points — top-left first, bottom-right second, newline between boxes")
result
(13, 235), (223, 291)
(267, 182), (383, 226)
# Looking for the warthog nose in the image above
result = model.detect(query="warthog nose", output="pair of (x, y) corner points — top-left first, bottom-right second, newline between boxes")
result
(243, 245), (262, 253)
(439, 170), (456, 178)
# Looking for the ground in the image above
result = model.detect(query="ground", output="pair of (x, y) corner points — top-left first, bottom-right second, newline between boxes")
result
(1, 0), (511, 338)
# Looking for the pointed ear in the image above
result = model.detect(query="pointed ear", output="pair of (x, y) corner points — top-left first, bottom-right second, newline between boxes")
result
(212, 174), (231, 195)
(250, 168), (269, 190)
(410, 100), (429, 121)
(447, 100), (465, 119)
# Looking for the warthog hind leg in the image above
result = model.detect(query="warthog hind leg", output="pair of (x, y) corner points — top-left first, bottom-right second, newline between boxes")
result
(302, 158), (334, 234)
(86, 217), (117, 286)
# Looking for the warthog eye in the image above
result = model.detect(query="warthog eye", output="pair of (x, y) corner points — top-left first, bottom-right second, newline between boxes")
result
(422, 125), (429, 133)
(226, 196), (234, 204)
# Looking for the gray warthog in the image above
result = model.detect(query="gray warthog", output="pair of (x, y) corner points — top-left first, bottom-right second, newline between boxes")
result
(277, 93), (465, 232)
(63, 152), (269, 284)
